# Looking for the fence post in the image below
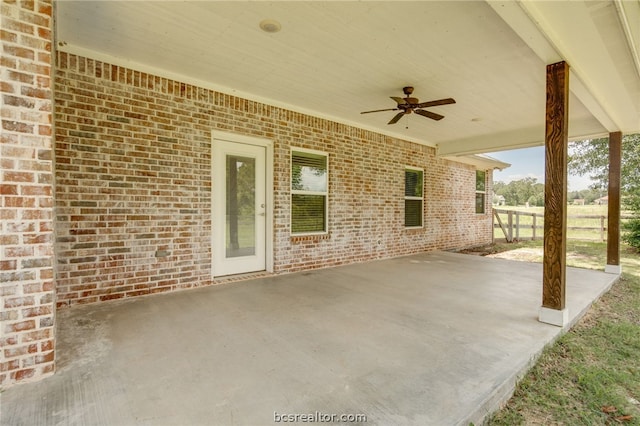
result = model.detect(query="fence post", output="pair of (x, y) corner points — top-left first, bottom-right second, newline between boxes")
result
(515, 211), (520, 241)
(508, 210), (513, 242)
(601, 215), (605, 242)
(532, 214), (537, 240)
(494, 210), (511, 242)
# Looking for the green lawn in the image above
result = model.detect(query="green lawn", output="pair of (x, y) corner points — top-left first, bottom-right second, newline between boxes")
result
(487, 240), (640, 425)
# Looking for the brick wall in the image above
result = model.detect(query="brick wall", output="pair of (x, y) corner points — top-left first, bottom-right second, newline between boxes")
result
(54, 52), (493, 307)
(1, 0), (55, 388)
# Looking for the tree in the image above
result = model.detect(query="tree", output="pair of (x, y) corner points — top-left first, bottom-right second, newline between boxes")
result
(568, 188), (604, 204)
(569, 133), (640, 249)
(494, 177), (544, 206)
(569, 134), (640, 194)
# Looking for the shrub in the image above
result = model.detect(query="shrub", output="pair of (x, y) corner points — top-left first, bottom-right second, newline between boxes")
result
(622, 217), (640, 251)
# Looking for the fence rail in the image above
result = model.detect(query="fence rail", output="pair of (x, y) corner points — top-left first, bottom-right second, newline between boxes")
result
(493, 208), (632, 242)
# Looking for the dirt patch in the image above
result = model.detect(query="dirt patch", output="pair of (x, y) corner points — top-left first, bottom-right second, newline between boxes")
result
(457, 244), (502, 256)
(458, 244), (544, 263)
(487, 247), (543, 263)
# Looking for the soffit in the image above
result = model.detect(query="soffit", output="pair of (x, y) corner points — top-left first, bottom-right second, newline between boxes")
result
(55, 1), (639, 157)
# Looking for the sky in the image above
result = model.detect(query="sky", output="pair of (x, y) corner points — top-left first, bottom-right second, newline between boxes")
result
(488, 146), (594, 191)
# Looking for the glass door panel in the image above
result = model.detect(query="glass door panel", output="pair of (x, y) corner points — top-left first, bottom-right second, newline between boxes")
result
(226, 155), (256, 258)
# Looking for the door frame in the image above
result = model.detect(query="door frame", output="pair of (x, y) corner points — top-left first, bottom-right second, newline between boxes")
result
(211, 130), (274, 277)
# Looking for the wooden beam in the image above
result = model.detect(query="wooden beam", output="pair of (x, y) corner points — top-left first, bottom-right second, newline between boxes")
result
(607, 131), (622, 272)
(542, 61), (569, 312)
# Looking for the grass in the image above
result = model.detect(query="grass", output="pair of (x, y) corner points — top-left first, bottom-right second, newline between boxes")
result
(485, 240), (640, 425)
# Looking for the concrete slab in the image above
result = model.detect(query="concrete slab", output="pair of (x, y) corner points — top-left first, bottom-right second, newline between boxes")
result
(1, 251), (617, 426)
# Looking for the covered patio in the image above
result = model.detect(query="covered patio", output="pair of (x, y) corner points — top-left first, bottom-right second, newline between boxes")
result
(3, 0), (640, 399)
(1, 252), (616, 425)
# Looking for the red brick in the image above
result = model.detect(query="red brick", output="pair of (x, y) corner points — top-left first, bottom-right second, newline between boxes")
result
(7, 70), (34, 84)
(2, 120), (34, 133)
(4, 346), (28, 358)
(20, 329), (51, 342)
(5, 246), (34, 257)
(52, 52), (493, 311)
(21, 0), (35, 11)
(7, 222), (36, 233)
(2, 17), (34, 36)
(41, 339), (54, 351)
(5, 320), (36, 333)
(38, 2), (52, 16)
(19, 9), (50, 28)
(1, 81), (15, 94)
(23, 283), (43, 293)
(3, 45), (34, 60)
(35, 351), (54, 364)
(17, 61), (49, 76)
(22, 306), (52, 318)
(2, 171), (35, 183)
(21, 86), (49, 99)
(0, 360), (20, 372)
(0, 185), (19, 195)
(5, 196), (37, 208)
(1, 30), (18, 43)
(41, 363), (55, 375)
(0, 260), (17, 270)
(13, 368), (35, 381)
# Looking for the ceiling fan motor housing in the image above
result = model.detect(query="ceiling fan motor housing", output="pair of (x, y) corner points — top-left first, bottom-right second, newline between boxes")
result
(401, 87), (418, 105)
(359, 86), (455, 124)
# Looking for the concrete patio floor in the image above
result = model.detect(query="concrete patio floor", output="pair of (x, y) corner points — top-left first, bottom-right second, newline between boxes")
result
(1, 251), (617, 426)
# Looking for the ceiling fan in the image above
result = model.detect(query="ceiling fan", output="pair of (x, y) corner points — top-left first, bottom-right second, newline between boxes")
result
(360, 86), (456, 125)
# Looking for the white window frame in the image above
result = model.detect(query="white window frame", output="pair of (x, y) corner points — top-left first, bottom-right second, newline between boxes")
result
(404, 166), (424, 228)
(475, 170), (487, 215)
(291, 147), (329, 235)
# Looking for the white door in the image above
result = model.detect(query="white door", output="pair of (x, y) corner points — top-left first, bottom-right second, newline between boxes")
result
(213, 140), (266, 276)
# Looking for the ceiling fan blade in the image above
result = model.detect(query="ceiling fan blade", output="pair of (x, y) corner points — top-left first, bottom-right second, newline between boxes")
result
(390, 96), (408, 105)
(415, 109), (445, 121)
(415, 98), (456, 109)
(388, 111), (405, 125)
(360, 108), (399, 114)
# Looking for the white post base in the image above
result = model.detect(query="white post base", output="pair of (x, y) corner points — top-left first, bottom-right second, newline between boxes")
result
(539, 306), (569, 327)
(605, 264), (622, 274)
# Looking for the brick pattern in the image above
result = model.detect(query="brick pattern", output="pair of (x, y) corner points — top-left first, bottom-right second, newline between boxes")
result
(54, 54), (214, 306)
(54, 52), (493, 307)
(1, 0), (55, 388)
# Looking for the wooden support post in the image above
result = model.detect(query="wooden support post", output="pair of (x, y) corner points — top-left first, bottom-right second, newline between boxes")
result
(606, 131), (622, 274)
(540, 61), (569, 326)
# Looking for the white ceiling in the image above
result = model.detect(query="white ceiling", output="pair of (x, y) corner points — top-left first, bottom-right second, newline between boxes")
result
(55, 1), (640, 158)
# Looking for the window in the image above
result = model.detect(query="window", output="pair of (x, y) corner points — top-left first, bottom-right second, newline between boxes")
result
(475, 170), (486, 214)
(291, 149), (328, 234)
(405, 168), (424, 227)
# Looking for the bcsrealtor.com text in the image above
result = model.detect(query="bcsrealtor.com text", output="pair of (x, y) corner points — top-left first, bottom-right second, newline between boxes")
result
(274, 411), (367, 423)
